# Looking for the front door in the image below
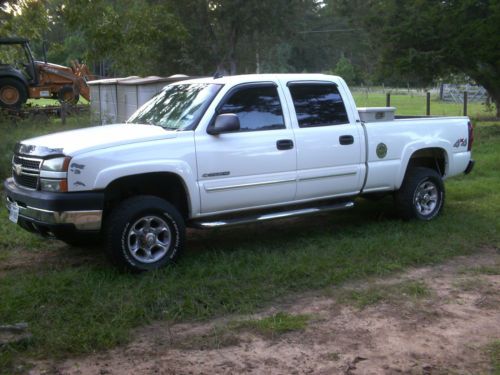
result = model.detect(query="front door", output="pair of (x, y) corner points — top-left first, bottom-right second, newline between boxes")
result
(195, 83), (297, 214)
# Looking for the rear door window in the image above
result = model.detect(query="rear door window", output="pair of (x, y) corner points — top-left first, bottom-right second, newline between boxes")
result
(288, 83), (349, 128)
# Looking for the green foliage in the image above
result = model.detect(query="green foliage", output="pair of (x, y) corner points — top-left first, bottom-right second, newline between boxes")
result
(0, 0), (51, 40)
(341, 0), (500, 115)
(333, 56), (357, 84)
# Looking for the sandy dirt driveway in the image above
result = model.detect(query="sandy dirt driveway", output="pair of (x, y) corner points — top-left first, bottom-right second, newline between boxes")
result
(33, 248), (500, 375)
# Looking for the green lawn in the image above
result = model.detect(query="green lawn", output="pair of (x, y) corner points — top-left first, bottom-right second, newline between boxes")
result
(352, 92), (496, 118)
(0, 105), (499, 373)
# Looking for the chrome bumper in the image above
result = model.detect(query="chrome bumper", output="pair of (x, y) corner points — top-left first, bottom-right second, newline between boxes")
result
(6, 196), (102, 231)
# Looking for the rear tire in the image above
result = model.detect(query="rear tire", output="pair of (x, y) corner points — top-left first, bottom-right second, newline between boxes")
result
(58, 86), (79, 104)
(395, 167), (445, 221)
(106, 196), (185, 272)
(0, 77), (28, 108)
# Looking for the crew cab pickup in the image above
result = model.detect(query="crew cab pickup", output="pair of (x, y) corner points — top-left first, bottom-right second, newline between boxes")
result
(4, 74), (475, 271)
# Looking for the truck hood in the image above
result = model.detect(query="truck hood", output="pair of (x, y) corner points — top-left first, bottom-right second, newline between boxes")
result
(17, 124), (177, 157)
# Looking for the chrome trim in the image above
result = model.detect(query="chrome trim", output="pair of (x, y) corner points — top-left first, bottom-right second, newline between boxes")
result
(297, 171), (357, 182)
(204, 178), (296, 192)
(15, 170), (39, 177)
(15, 155), (43, 163)
(39, 170), (67, 179)
(19, 167), (40, 173)
(191, 201), (354, 228)
(12, 154), (43, 190)
(6, 197), (102, 231)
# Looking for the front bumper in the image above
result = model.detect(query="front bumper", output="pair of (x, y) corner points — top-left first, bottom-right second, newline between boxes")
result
(4, 177), (104, 233)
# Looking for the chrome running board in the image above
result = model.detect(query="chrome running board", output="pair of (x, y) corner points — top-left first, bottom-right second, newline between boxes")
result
(190, 201), (355, 229)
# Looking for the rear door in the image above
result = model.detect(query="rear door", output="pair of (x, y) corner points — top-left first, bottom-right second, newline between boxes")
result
(284, 81), (364, 200)
(195, 82), (297, 214)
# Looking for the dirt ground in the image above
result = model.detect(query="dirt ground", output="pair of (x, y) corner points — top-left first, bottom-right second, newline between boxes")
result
(31, 248), (499, 375)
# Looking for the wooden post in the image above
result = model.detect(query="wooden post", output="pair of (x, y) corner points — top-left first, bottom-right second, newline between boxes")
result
(386, 93), (391, 107)
(61, 102), (67, 125)
(426, 92), (431, 116)
(463, 91), (468, 116)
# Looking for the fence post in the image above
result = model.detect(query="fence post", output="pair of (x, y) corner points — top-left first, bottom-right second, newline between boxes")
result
(463, 91), (468, 116)
(61, 102), (67, 125)
(386, 93), (391, 107)
(426, 92), (431, 116)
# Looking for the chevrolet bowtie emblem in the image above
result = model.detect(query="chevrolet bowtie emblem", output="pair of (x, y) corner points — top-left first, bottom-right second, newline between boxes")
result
(13, 163), (22, 175)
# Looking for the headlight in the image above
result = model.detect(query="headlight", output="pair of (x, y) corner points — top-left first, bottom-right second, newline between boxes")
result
(40, 156), (71, 192)
(41, 156), (71, 172)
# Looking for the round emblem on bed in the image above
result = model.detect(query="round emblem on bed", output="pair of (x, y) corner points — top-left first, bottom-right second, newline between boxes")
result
(376, 143), (387, 158)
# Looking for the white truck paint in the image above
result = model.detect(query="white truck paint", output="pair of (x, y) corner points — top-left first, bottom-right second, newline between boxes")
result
(5, 74), (474, 271)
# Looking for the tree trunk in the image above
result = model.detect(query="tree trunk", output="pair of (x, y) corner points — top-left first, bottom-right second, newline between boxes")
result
(469, 72), (500, 118)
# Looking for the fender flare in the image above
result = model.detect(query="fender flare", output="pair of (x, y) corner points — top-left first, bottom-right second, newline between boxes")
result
(395, 141), (451, 189)
(0, 70), (29, 88)
(92, 160), (200, 217)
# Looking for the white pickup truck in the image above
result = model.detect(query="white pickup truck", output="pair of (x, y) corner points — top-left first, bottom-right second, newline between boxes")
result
(4, 74), (474, 271)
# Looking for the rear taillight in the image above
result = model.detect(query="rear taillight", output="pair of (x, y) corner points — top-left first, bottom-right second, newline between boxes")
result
(467, 121), (474, 151)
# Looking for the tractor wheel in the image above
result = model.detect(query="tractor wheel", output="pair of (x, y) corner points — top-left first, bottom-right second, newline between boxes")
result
(58, 86), (79, 105)
(0, 78), (28, 109)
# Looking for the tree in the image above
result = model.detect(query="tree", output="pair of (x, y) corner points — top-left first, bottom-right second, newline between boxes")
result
(63, 0), (187, 76)
(338, 0), (500, 116)
(333, 55), (356, 84)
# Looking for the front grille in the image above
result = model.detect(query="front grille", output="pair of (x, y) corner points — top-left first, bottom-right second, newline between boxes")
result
(13, 173), (39, 189)
(12, 155), (42, 190)
(13, 155), (42, 170)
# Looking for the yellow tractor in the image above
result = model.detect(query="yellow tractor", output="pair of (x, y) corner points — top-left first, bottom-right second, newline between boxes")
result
(0, 37), (94, 108)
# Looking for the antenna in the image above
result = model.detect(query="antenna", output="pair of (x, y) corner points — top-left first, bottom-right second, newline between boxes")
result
(213, 71), (224, 79)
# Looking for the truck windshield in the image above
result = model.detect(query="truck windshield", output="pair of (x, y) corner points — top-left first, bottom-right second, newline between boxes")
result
(127, 83), (222, 130)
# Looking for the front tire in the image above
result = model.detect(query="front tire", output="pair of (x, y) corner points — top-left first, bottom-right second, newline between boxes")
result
(395, 167), (445, 221)
(106, 196), (185, 272)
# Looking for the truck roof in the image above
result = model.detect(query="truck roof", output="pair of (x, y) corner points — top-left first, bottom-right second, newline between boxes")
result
(178, 73), (342, 86)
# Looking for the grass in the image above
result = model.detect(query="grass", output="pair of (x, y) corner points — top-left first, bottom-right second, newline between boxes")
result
(337, 281), (431, 309)
(26, 98), (89, 107)
(232, 312), (310, 337)
(487, 340), (500, 375)
(0, 100), (499, 373)
(352, 92), (496, 118)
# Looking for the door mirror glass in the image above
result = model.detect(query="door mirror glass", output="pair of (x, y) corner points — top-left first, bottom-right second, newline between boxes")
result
(208, 113), (240, 135)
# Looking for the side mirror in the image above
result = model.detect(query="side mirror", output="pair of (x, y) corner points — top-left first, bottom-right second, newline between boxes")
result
(207, 113), (240, 135)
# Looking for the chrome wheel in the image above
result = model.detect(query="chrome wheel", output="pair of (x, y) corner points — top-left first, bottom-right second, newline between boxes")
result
(413, 180), (438, 216)
(127, 215), (171, 263)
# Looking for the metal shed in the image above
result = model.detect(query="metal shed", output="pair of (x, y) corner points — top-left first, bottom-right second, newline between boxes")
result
(88, 75), (189, 125)
(88, 76), (138, 125)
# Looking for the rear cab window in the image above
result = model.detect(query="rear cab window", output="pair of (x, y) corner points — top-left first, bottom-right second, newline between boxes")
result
(287, 82), (349, 128)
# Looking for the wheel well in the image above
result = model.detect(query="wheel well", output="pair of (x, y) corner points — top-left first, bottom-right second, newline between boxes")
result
(104, 173), (190, 220)
(0, 75), (28, 89)
(407, 148), (447, 177)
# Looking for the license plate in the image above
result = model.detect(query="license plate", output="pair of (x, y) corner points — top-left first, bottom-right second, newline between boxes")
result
(8, 202), (19, 224)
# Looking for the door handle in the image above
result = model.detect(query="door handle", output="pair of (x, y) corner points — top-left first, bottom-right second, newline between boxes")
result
(339, 135), (354, 145)
(276, 139), (294, 150)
